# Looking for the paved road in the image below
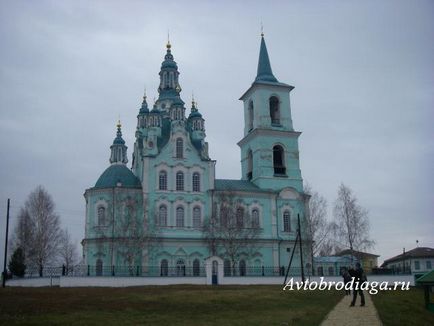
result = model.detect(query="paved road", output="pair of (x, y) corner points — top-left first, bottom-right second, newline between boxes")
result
(320, 291), (382, 326)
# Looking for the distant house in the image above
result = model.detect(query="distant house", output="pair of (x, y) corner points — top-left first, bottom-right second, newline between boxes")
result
(335, 250), (380, 274)
(314, 255), (358, 276)
(381, 247), (434, 276)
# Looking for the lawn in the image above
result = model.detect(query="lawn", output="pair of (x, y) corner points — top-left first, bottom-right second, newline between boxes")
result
(372, 287), (434, 326)
(0, 285), (342, 325)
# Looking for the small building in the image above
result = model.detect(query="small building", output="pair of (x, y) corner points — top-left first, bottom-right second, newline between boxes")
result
(314, 255), (358, 276)
(381, 247), (434, 277)
(335, 249), (380, 274)
(416, 269), (434, 312)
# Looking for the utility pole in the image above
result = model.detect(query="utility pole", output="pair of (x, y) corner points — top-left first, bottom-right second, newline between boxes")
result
(298, 214), (305, 283)
(2, 198), (10, 288)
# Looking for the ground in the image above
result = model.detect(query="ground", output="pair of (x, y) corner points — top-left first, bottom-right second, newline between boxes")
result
(372, 287), (434, 326)
(0, 285), (341, 325)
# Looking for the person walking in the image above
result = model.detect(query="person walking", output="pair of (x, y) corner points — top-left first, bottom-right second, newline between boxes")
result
(342, 268), (351, 295)
(349, 262), (365, 307)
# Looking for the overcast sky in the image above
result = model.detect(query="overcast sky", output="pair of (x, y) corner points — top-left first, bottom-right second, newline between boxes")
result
(1, 0), (433, 267)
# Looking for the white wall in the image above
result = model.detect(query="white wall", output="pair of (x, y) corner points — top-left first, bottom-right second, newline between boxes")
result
(60, 277), (207, 287)
(5, 274), (416, 287)
(6, 277), (60, 287)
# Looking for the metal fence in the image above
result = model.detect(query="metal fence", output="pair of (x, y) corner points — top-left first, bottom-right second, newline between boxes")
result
(16, 265), (305, 278)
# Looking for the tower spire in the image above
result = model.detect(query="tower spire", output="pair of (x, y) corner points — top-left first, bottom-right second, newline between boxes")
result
(255, 34), (278, 83)
(110, 120), (128, 164)
(157, 38), (184, 106)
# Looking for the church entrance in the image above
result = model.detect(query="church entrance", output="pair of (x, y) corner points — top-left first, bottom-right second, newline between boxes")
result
(212, 260), (218, 285)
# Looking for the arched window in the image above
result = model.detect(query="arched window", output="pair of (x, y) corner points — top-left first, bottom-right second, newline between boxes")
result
(248, 101), (254, 130)
(239, 260), (246, 276)
(252, 209), (260, 228)
(269, 96), (280, 124)
(176, 206), (184, 227)
(192, 172), (200, 192)
(328, 266), (334, 276)
(318, 266), (324, 276)
(236, 207), (244, 228)
(193, 206), (201, 228)
(96, 259), (103, 276)
(176, 138), (183, 158)
(97, 206), (106, 225)
(193, 259), (200, 276)
(176, 171), (184, 191)
(176, 259), (185, 276)
(159, 205), (167, 226)
(159, 171), (167, 190)
(220, 206), (228, 227)
(160, 259), (168, 276)
(283, 210), (291, 232)
(224, 259), (231, 276)
(247, 150), (253, 180)
(273, 145), (286, 175)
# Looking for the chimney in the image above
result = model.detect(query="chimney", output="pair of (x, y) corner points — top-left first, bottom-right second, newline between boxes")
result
(403, 248), (405, 254)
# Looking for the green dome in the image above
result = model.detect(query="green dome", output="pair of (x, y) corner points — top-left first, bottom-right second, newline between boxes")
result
(95, 164), (141, 189)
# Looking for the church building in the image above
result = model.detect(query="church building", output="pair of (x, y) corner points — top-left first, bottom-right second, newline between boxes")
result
(82, 34), (311, 277)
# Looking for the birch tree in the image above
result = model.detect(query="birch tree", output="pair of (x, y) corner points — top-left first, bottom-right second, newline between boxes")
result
(333, 183), (374, 256)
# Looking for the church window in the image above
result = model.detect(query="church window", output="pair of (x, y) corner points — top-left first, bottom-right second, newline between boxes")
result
(247, 150), (253, 180)
(236, 207), (244, 228)
(97, 206), (106, 225)
(283, 210), (291, 232)
(239, 260), (246, 276)
(176, 171), (184, 191)
(193, 206), (201, 228)
(176, 138), (183, 158)
(176, 206), (185, 227)
(176, 259), (186, 276)
(159, 171), (167, 190)
(269, 96), (280, 124)
(252, 209), (260, 228)
(193, 259), (200, 276)
(159, 205), (167, 226)
(220, 206), (228, 227)
(273, 145), (286, 175)
(248, 101), (254, 130)
(160, 259), (168, 276)
(192, 172), (200, 192)
(224, 259), (231, 276)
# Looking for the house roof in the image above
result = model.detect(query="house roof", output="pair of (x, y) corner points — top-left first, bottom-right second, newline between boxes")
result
(335, 249), (380, 259)
(383, 247), (434, 265)
(214, 179), (272, 193)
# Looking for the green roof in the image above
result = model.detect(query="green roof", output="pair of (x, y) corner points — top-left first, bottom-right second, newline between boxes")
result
(416, 270), (434, 285)
(95, 164), (141, 189)
(214, 179), (271, 193)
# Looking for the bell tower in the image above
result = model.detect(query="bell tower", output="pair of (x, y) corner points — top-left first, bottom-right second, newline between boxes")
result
(238, 34), (303, 192)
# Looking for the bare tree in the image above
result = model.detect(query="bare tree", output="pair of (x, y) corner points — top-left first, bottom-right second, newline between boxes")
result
(59, 228), (78, 274)
(333, 183), (374, 256)
(11, 207), (34, 262)
(304, 183), (331, 271)
(12, 186), (62, 276)
(114, 194), (159, 274)
(202, 193), (261, 274)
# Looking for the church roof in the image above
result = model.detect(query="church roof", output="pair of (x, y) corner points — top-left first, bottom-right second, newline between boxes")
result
(94, 164), (141, 189)
(254, 35), (278, 83)
(214, 179), (271, 193)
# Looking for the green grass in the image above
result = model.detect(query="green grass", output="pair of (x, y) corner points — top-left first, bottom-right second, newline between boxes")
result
(372, 287), (434, 326)
(0, 285), (342, 325)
